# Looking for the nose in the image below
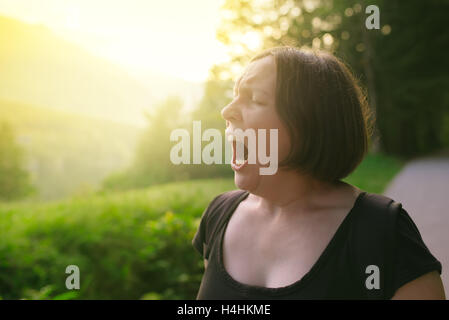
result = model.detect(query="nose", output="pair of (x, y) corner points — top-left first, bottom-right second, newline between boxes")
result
(221, 100), (241, 123)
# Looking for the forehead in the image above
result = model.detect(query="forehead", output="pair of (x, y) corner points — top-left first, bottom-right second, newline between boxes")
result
(235, 55), (276, 91)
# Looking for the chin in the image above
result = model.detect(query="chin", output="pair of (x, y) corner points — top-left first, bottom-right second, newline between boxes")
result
(233, 167), (260, 192)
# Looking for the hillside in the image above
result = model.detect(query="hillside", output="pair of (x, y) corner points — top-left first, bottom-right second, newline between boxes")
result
(0, 99), (142, 200)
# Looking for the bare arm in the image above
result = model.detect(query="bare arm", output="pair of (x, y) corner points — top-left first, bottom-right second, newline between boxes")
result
(391, 271), (446, 300)
(204, 259), (208, 269)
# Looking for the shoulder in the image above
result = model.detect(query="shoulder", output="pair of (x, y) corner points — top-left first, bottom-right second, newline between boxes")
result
(358, 191), (398, 213)
(392, 205), (442, 294)
(347, 192), (399, 298)
(349, 192), (442, 298)
(211, 189), (249, 208)
(350, 191), (400, 248)
(202, 189), (249, 225)
(192, 189), (248, 258)
(351, 191), (400, 233)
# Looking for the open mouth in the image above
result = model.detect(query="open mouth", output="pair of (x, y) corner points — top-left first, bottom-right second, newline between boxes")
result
(233, 140), (248, 163)
(228, 134), (249, 169)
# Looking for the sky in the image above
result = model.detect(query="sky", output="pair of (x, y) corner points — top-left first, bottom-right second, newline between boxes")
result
(0, 0), (230, 82)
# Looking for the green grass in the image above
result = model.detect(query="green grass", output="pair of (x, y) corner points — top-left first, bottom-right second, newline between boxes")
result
(343, 151), (405, 194)
(0, 152), (403, 299)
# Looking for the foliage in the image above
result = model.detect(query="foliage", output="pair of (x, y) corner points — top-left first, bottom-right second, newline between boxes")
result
(0, 179), (235, 300)
(372, 0), (449, 156)
(20, 285), (79, 300)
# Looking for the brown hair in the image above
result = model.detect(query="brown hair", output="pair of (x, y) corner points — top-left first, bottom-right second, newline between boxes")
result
(250, 46), (374, 182)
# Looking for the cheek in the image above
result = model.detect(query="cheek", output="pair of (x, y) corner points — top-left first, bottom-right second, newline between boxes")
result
(249, 111), (291, 162)
(267, 106), (292, 160)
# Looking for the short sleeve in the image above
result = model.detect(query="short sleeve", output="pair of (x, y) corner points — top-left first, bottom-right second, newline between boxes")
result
(192, 194), (222, 259)
(392, 207), (442, 292)
(192, 211), (207, 257)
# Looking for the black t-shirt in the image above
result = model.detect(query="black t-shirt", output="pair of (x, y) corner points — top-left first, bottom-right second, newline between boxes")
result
(192, 189), (442, 299)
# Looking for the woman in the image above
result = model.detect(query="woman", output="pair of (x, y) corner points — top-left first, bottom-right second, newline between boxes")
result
(192, 46), (445, 299)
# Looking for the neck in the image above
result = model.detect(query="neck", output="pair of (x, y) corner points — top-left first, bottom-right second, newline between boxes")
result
(248, 168), (349, 216)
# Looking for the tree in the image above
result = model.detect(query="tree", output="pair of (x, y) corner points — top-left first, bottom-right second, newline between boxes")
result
(372, 0), (449, 156)
(204, 0), (449, 157)
(133, 96), (190, 184)
(102, 96), (191, 190)
(0, 121), (34, 201)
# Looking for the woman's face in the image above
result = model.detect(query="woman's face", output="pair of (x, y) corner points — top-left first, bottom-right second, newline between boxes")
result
(221, 55), (291, 192)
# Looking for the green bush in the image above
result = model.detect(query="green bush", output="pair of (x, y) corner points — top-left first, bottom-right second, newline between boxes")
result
(0, 179), (235, 299)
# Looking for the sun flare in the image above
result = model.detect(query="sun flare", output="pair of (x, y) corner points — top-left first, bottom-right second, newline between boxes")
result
(0, 0), (230, 82)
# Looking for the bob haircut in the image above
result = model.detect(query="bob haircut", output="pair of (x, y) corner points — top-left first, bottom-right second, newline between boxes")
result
(250, 46), (374, 183)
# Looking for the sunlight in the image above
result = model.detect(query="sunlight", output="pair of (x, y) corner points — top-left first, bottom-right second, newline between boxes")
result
(64, 5), (81, 30)
(0, 0), (229, 82)
(241, 31), (262, 51)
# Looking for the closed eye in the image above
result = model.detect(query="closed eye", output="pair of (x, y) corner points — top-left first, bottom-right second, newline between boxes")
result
(253, 97), (265, 105)
(233, 85), (266, 105)
(251, 94), (266, 105)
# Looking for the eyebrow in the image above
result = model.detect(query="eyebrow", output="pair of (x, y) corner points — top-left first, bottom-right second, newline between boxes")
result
(233, 75), (270, 97)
